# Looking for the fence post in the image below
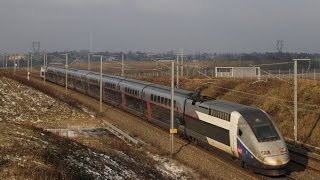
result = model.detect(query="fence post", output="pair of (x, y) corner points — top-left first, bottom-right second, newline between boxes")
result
(289, 68), (291, 78)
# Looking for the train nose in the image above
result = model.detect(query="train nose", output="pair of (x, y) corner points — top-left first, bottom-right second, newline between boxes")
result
(263, 153), (290, 166)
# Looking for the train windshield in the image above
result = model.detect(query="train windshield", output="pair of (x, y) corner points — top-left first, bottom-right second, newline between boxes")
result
(240, 109), (280, 142)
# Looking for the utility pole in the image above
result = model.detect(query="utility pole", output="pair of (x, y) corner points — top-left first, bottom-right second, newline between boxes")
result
(99, 55), (103, 113)
(293, 59), (310, 144)
(181, 48), (184, 76)
(5, 55), (7, 71)
(17, 56), (20, 70)
(88, 53), (91, 71)
(176, 54), (179, 88)
(170, 61), (176, 156)
(14, 55), (16, 75)
(2, 55), (4, 70)
(30, 54), (33, 73)
(93, 55), (103, 113)
(43, 53), (46, 83)
(121, 53), (124, 77)
(61, 53), (68, 93)
(27, 54), (30, 80)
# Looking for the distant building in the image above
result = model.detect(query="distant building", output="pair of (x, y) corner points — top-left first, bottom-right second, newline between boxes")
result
(215, 67), (260, 79)
(8, 54), (26, 61)
(106, 56), (116, 61)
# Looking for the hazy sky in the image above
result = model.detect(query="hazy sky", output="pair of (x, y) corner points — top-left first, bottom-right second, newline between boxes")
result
(0, 0), (320, 53)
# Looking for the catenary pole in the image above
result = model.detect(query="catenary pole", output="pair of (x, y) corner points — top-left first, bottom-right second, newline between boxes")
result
(176, 54), (179, 88)
(293, 59), (310, 144)
(65, 54), (68, 93)
(27, 54), (30, 80)
(181, 48), (184, 76)
(88, 53), (91, 71)
(30, 54), (33, 73)
(43, 53), (46, 83)
(100, 55), (103, 113)
(5, 55), (7, 71)
(170, 61), (175, 156)
(121, 53), (124, 77)
(14, 55), (16, 75)
(1, 54), (3, 70)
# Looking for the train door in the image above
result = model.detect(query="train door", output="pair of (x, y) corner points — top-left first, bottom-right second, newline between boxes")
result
(230, 111), (241, 158)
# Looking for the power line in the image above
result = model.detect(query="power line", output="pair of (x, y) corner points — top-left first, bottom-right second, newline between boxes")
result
(209, 84), (320, 108)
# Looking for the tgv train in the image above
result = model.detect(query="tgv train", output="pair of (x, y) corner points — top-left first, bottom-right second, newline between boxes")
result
(43, 67), (290, 176)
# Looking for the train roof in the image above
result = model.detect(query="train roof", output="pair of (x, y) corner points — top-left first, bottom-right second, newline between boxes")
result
(147, 83), (193, 96)
(202, 100), (258, 114)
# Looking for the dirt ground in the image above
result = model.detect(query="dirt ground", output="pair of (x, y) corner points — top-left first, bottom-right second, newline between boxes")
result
(0, 76), (198, 179)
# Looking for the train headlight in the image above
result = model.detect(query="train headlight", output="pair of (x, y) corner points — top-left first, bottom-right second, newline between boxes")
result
(261, 150), (270, 155)
(279, 147), (286, 153)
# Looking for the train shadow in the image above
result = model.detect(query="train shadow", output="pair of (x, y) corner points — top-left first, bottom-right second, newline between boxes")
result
(287, 149), (309, 175)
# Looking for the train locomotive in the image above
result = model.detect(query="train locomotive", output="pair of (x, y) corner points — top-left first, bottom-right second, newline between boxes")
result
(43, 66), (290, 176)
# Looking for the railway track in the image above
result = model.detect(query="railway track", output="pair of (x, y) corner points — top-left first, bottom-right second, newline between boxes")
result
(5, 70), (320, 179)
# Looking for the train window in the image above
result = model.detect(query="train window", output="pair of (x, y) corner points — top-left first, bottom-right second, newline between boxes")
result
(157, 96), (160, 103)
(174, 100), (176, 108)
(240, 109), (280, 142)
(255, 124), (279, 142)
(238, 129), (242, 136)
(168, 99), (171, 106)
(151, 94), (154, 101)
(227, 114), (231, 121)
(161, 97), (164, 104)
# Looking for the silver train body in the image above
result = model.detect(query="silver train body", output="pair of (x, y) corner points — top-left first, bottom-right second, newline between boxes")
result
(43, 67), (290, 176)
